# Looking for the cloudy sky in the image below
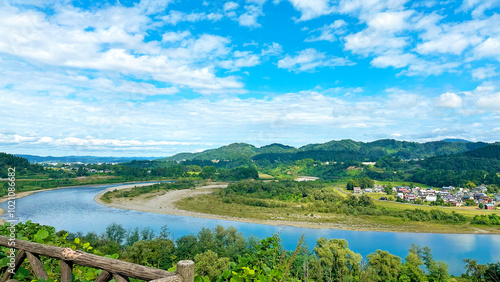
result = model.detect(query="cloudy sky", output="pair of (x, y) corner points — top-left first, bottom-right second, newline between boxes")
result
(0, 0), (499, 156)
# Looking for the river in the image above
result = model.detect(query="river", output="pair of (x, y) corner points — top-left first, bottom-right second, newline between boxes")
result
(2, 183), (500, 275)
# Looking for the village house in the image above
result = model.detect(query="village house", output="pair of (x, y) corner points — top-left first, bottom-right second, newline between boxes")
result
(398, 187), (410, 194)
(426, 195), (437, 202)
(437, 191), (450, 196)
(406, 194), (417, 201)
(462, 195), (472, 201)
(485, 203), (495, 210)
(353, 187), (362, 194)
(473, 186), (488, 194)
(364, 188), (373, 193)
(494, 194), (500, 202)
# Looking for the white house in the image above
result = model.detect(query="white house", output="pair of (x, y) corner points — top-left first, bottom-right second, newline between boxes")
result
(426, 195), (437, 202)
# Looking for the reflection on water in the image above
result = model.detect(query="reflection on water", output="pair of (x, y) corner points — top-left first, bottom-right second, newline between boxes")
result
(2, 183), (500, 275)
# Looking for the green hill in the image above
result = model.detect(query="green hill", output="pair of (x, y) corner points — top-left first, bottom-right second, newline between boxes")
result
(419, 144), (500, 171)
(165, 143), (257, 162)
(465, 144), (500, 159)
(162, 139), (491, 164)
(257, 143), (297, 154)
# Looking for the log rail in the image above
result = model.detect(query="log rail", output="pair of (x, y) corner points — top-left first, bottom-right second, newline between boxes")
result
(0, 235), (194, 282)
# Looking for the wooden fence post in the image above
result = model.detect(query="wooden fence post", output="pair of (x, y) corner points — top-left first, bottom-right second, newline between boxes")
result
(176, 260), (194, 282)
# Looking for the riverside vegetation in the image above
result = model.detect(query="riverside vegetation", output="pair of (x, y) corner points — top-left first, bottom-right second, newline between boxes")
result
(100, 180), (197, 203)
(2, 221), (500, 282)
(173, 180), (500, 234)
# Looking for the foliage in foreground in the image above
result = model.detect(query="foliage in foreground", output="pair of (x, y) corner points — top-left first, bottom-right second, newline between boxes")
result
(1, 221), (500, 281)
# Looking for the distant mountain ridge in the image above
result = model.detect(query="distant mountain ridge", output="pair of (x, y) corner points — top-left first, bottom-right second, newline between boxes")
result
(16, 155), (161, 164)
(163, 139), (491, 163)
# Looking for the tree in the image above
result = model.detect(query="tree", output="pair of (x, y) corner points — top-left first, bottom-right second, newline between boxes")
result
(400, 252), (428, 282)
(127, 239), (175, 268)
(466, 181), (476, 189)
(347, 179), (358, 190)
(409, 244), (449, 282)
(200, 166), (217, 179)
(175, 234), (198, 260)
(105, 223), (126, 243)
(367, 249), (402, 281)
(314, 238), (362, 281)
(427, 261), (449, 282)
(159, 225), (170, 240)
(484, 261), (500, 282)
(464, 258), (487, 282)
(126, 227), (140, 246)
(479, 203), (484, 209)
(194, 250), (230, 280)
(385, 183), (393, 195)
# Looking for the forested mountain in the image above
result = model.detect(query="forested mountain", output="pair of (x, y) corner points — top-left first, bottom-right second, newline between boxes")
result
(164, 139), (490, 164)
(166, 143), (258, 161)
(0, 153), (43, 177)
(256, 143), (297, 154)
(420, 144), (500, 171)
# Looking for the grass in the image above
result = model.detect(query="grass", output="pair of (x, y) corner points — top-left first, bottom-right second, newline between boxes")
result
(258, 173), (274, 179)
(175, 190), (500, 234)
(373, 180), (433, 188)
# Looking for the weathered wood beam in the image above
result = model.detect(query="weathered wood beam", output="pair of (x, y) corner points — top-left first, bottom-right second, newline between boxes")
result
(0, 250), (26, 282)
(94, 270), (112, 282)
(60, 260), (73, 282)
(113, 273), (130, 282)
(26, 252), (49, 280)
(149, 276), (181, 282)
(0, 236), (175, 281)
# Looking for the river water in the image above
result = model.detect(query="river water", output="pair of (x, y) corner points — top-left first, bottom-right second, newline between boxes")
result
(2, 183), (499, 275)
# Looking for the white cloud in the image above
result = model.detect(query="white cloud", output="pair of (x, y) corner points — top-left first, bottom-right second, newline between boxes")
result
(223, 1), (239, 11)
(134, 0), (173, 15)
(0, 4), (250, 94)
(471, 66), (498, 80)
(261, 42), (283, 56)
(219, 51), (261, 70)
(338, 0), (409, 19)
(474, 37), (500, 59)
(404, 61), (461, 76)
(436, 92), (463, 108)
(277, 48), (353, 72)
(162, 31), (191, 43)
(459, 0), (500, 18)
(371, 53), (416, 68)
(287, 0), (333, 21)
(238, 4), (264, 27)
(367, 10), (414, 32)
(223, 1), (267, 28)
(161, 10), (223, 25)
(476, 92), (500, 112)
(305, 20), (347, 42)
(344, 30), (408, 56)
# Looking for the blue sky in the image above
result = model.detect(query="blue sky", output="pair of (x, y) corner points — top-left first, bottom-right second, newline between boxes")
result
(0, 0), (499, 156)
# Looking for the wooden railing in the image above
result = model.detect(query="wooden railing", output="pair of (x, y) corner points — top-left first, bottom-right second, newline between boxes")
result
(0, 235), (194, 282)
